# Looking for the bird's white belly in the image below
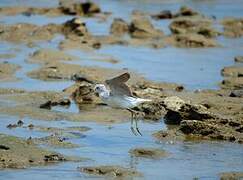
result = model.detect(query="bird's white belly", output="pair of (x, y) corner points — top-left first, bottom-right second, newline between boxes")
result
(102, 96), (137, 109)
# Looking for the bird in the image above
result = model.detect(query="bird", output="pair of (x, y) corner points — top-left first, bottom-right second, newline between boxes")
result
(94, 72), (151, 135)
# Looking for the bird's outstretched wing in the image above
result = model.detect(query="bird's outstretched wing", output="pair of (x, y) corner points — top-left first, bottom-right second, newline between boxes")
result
(105, 72), (133, 96)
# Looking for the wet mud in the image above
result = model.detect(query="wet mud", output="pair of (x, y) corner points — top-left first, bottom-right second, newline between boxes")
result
(0, 134), (79, 169)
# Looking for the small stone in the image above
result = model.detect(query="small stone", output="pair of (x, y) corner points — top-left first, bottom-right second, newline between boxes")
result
(17, 120), (24, 126)
(6, 123), (18, 129)
(235, 56), (243, 63)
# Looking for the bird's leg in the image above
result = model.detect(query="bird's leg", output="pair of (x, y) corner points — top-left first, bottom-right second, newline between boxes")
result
(127, 108), (137, 136)
(134, 111), (142, 136)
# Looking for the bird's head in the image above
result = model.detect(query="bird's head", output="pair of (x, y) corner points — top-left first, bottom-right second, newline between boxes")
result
(94, 84), (107, 97)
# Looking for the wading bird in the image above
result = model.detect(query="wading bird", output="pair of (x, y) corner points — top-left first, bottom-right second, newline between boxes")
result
(94, 73), (151, 135)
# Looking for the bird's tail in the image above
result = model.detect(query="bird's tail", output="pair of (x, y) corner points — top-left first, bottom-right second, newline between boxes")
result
(136, 98), (152, 103)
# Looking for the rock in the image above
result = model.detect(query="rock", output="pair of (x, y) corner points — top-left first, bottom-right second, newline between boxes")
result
(129, 148), (168, 159)
(30, 125), (91, 135)
(169, 18), (219, 38)
(221, 66), (243, 77)
(153, 128), (185, 142)
(27, 62), (80, 81)
(62, 18), (91, 37)
(151, 10), (173, 20)
(222, 18), (243, 38)
(129, 17), (163, 39)
(175, 6), (199, 17)
(71, 84), (98, 104)
(33, 135), (79, 148)
(180, 120), (219, 136)
(220, 172), (243, 180)
(179, 120), (243, 142)
(40, 98), (71, 109)
(6, 123), (18, 129)
(17, 120), (24, 127)
(71, 74), (95, 83)
(229, 90), (243, 98)
(29, 49), (77, 63)
(59, 0), (100, 16)
(235, 56), (243, 63)
(28, 124), (34, 129)
(0, 6), (62, 16)
(79, 165), (142, 178)
(134, 101), (166, 120)
(0, 23), (61, 43)
(221, 77), (243, 90)
(6, 119), (23, 128)
(152, 6), (200, 20)
(44, 154), (66, 162)
(0, 2), (101, 17)
(175, 85), (184, 92)
(0, 134), (73, 169)
(163, 96), (186, 111)
(0, 63), (20, 81)
(172, 34), (218, 48)
(0, 88), (25, 95)
(110, 18), (129, 36)
(27, 61), (127, 82)
(164, 104), (213, 124)
(0, 145), (10, 150)
(155, 89), (243, 143)
(162, 96), (213, 124)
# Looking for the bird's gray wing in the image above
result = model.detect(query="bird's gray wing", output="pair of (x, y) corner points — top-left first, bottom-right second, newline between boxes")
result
(105, 73), (133, 96)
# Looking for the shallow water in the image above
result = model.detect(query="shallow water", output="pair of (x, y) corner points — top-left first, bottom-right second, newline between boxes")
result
(1, 114), (243, 179)
(0, 0), (243, 179)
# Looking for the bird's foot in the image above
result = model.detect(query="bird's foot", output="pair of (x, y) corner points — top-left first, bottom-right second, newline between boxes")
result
(130, 127), (138, 136)
(136, 128), (142, 136)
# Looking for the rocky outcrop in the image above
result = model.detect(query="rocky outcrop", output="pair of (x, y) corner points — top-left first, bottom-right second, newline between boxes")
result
(39, 98), (71, 109)
(180, 119), (243, 143)
(221, 66), (243, 77)
(235, 56), (243, 63)
(0, 62), (20, 82)
(0, 134), (74, 169)
(135, 101), (166, 120)
(151, 6), (200, 20)
(130, 17), (163, 39)
(174, 6), (200, 17)
(222, 18), (243, 38)
(110, 16), (164, 39)
(221, 78), (243, 90)
(229, 90), (243, 98)
(220, 172), (243, 180)
(153, 92), (243, 143)
(169, 18), (219, 38)
(62, 18), (91, 37)
(172, 34), (218, 47)
(110, 18), (129, 36)
(129, 148), (169, 159)
(59, 0), (100, 16)
(221, 66), (243, 90)
(79, 165), (142, 178)
(162, 96), (214, 124)
(0, 23), (61, 43)
(29, 49), (77, 64)
(151, 10), (173, 20)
